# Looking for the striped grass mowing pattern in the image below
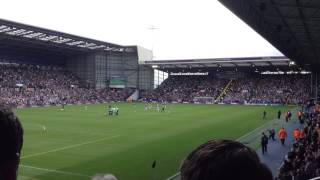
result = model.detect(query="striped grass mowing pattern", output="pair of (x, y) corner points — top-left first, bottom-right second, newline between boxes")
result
(17, 103), (293, 180)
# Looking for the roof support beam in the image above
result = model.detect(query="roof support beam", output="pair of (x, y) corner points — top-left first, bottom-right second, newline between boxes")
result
(296, 0), (320, 61)
(265, 15), (320, 22)
(0, 39), (80, 56)
(272, 2), (320, 9)
(269, 0), (310, 66)
(248, 62), (256, 67)
(269, 0), (302, 52)
(267, 61), (275, 67)
(230, 62), (238, 67)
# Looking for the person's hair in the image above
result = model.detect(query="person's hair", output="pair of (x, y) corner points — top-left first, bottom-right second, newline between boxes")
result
(91, 174), (118, 180)
(0, 105), (23, 170)
(180, 139), (273, 180)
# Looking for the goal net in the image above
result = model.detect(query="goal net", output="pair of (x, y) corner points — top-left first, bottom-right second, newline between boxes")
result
(193, 97), (215, 104)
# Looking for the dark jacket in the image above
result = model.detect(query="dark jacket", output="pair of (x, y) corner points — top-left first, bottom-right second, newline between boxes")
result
(261, 135), (268, 145)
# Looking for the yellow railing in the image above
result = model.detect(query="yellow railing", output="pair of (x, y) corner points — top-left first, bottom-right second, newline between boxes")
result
(215, 79), (233, 102)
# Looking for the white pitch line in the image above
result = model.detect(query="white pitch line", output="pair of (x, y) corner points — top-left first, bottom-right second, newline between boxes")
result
(237, 108), (298, 142)
(20, 164), (91, 178)
(166, 107), (298, 180)
(22, 135), (120, 159)
(165, 126), (266, 180)
(236, 120), (274, 141)
(166, 172), (180, 180)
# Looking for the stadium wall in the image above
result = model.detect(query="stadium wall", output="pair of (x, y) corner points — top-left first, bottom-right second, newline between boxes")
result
(139, 65), (154, 90)
(66, 49), (154, 90)
(66, 53), (96, 88)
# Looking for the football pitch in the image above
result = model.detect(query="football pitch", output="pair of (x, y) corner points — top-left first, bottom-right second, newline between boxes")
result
(17, 103), (293, 180)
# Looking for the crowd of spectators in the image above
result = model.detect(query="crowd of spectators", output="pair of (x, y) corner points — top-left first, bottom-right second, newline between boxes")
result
(0, 63), (132, 108)
(141, 76), (228, 103)
(223, 75), (310, 104)
(277, 103), (320, 180)
(141, 74), (310, 105)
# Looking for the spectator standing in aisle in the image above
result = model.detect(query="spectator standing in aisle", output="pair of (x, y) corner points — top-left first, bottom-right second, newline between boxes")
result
(278, 127), (288, 145)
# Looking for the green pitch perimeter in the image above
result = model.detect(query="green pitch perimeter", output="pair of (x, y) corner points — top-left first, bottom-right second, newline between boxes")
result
(17, 103), (292, 180)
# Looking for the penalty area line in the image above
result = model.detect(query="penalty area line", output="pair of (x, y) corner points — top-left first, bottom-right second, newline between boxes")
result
(166, 172), (180, 180)
(22, 135), (120, 159)
(20, 164), (92, 178)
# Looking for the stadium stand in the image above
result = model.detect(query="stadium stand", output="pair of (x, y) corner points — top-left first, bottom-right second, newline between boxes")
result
(277, 103), (320, 180)
(222, 75), (310, 104)
(141, 74), (311, 105)
(1, 0), (320, 177)
(0, 63), (133, 108)
(194, 0), (320, 178)
(141, 76), (228, 103)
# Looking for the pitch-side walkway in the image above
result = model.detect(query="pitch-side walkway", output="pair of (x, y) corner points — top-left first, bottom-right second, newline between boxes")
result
(256, 119), (302, 177)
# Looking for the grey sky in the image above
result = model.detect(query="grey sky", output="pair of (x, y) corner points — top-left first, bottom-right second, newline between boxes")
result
(0, 0), (283, 60)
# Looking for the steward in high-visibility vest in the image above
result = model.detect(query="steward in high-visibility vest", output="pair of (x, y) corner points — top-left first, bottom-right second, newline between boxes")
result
(293, 129), (300, 141)
(299, 129), (306, 140)
(278, 128), (287, 145)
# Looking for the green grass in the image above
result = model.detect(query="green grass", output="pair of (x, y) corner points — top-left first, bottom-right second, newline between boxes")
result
(17, 103), (292, 180)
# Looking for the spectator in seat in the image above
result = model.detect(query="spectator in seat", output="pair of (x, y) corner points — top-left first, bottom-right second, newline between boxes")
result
(0, 105), (24, 180)
(180, 139), (273, 180)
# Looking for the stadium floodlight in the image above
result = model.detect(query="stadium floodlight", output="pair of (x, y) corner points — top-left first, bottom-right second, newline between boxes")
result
(78, 42), (96, 48)
(301, 71), (311, 74)
(0, 25), (7, 30)
(39, 35), (58, 41)
(53, 37), (73, 44)
(67, 41), (84, 46)
(105, 47), (115, 51)
(13, 29), (34, 36)
(289, 61), (295, 66)
(0, 26), (16, 33)
(23, 32), (44, 38)
(89, 45), (106, 49)
(6, 29), (27, 36)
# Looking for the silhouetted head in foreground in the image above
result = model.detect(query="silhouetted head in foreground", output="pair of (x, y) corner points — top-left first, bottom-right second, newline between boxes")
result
(181, 139), (272, 180)
(92, 174), (118, 180)
(0, 105), (23, 180)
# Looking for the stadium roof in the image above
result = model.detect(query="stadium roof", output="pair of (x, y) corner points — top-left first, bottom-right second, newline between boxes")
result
(143, 56), (296, 71)
(0, 18), (136, 59)
(218, 0), (320, 70)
